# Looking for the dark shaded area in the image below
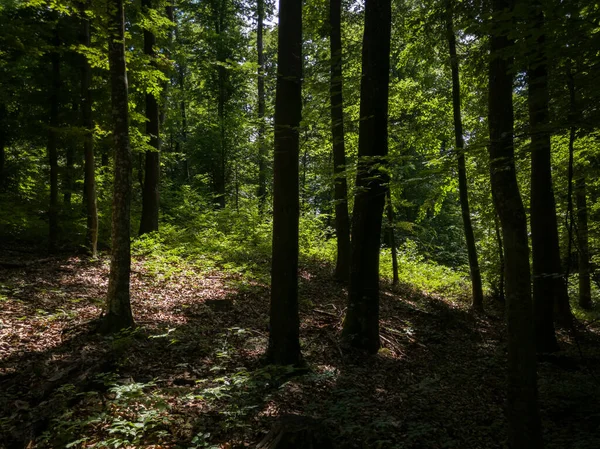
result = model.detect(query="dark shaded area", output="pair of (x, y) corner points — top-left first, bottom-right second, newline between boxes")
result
(0, 255), (599, 448)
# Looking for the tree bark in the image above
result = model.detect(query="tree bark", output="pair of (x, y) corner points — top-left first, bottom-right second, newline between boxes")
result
(494, 211), (505, 301)
(266, 0), (302, 365)
(329, 0), (351, 283)
(99, 0), (134, 334)
(576, 175), (592, 309)
(341, 0), (391, 354)
(64, 101), (77, 206)
(386, 189), (399, 286)
(488, 0), (543, 447)
(561, 63), (578, 322)
(257, 0), (267, 211)
(139, 0), (160, 235)
(80, 2), (98, 257)
(527, 2), (563, 353)
(47, 28), (61, 253)
(446, 1), (484, 312)
(215, 4), (227, 209)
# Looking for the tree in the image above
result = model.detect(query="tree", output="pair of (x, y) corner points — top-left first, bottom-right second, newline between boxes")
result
(266, 0), (302, 365)
(445, 0), (484, 312)
(99, 0), (134, 334)
(341, 0), (392, 353)
(527, 0), (564, 353)
(386, 188), (399, 286)
(329, 0), (351, 283)
(488, 0), (543, 446)
(47, 26), (60, 252)
(576, 174), (592, 309)
(256, 0), (267, 210)
(139, 0), (161, 235)
(80, 1), (98, 257)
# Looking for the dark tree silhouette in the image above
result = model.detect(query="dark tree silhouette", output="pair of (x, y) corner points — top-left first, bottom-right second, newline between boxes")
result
(266, 0), (302, 365)
(446, 0), (484, 312)
(139, 0), (160, 235)
(342, 0), (392, 354)
(488, 0), (543, 447)
(329, 0), (351, 283)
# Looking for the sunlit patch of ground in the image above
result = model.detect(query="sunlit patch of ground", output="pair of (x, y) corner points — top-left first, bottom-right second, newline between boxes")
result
(1, 254), (599, 448)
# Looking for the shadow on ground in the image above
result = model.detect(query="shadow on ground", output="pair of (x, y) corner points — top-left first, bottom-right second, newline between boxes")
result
(1, 255), (599, 449)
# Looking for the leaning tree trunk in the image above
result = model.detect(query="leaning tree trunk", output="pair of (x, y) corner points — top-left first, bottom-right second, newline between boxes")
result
(488, 0), (543, 447)
(446, 1), (484, 312)
(99, 0), (135, 334)
(527, 2), (564, 353)
(47, 28), (60, 252)
(576, 175), (592, 309)
(256, 0), (267, 211)
(266, 0), (303, 365)
(329, 0), (351, 283)
(139, 0), (160, 235)
(341, 0), (391, 354)
(80, 2), (98, 257)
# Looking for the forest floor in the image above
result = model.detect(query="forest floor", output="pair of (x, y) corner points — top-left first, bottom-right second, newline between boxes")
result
(1, 248), (600, 449)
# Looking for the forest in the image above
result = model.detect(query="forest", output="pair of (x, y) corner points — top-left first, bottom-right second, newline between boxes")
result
(0, 0), (599, 447)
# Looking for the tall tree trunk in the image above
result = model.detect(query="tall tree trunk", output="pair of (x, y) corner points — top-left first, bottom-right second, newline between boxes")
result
(64, 101), (77, 206)
(80, 2), (98, 257)
(576, 175), (592, 309)
(488, 0), (543, 447)
(386, 188), (399, 286)
(494, 212), (505, 301)
(527, 2), (563, 353)
(47, 28), (60, 252)
(217, 63), (226, 208)
(341, 0), (391, 354)
(256, 0), (267, 210)
(446, 1), (484, 312)
(266, 0), (302, 365)
(560, 63), (578, 323)
(139, 0), (160, 235)
(179, 64), (189, 182)
(215, 5), (227, 209)
(329, 0), (351, 283)
(99, 0), (134, 334)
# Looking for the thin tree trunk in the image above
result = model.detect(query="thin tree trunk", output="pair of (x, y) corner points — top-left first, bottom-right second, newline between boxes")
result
(99, 0), (134, 334)
(179, 64), (189, 182)
(386, 189), (399, 286)
(217, 67), (226, 208)
(488, 0), (543, 446)
(64, 101), (77, 206)
(257, 0), (267, 210)
(576, 175), (592, 309)
(446, 1), (484, 312)
(80, 2), (98, 257)
(266, 0), (302, 366)
(527, 2), (563, 353)
(494, 212), (505, 301)
(47, 28), (60, 252)
(329, 0), (351, 283)
(139, 0), (160, 235)
(341, 0), (391, 354)
(559, 63), (577, 324)
(215, 5), (227, 209)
